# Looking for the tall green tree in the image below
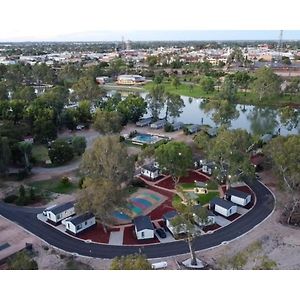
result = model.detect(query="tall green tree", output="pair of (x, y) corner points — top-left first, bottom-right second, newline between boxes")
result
(18, 141), (32, 172)
(171, 76), (181, 89)
(13, 86), (36, 101)
(219, 75), (237, 101)
(172, 186), (211, 266)
(265, 135), (300, 224)
(110, 254), (152, 270)
(76, 177), (129, 226)
(93, 109), (122, 134)
(195, 128), (255, 185)
(0, 82), (8, 100)
(164, 92), (185, 120)
(117, 94), (147, 123)
(155, 141), (192, 185)
(251, 67), (281, 101)
(0, 136), (11, 175)
(72, 76), (105, 101)
(77, 100), (92, 124)
(146, 84), (165, 121)
(80, 135), (135, 186)
(200, 76), (215, 94)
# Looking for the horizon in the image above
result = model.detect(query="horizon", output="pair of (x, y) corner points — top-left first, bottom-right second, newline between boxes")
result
(1, 30), (300, 43)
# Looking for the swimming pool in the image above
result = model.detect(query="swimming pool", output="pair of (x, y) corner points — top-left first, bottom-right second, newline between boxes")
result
(131, 133), (163, 145)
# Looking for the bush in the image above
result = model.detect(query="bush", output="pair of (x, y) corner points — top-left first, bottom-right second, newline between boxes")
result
(61, 176), (70, 185)
(129, 130), (137, 138)
(119, 135), (125, 142)
(183, 127), (190, 135)
(164, 122), (174, 132)
(72, 136), (87, 156)
(131, 178), (146, 188)
(3, 194), (18, 203)
(48, 139), (74, 165)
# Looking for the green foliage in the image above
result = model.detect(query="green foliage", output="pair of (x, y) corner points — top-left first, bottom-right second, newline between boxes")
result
(110, 254), (152, 270)
(146, 84), (165, 120)
(164, 122), (174, 132)
(164, 92), (185, 120)
(80, 135), (135, 185)
(61, 176), (70, 185)
(117, 94), (147, 123)
(48, 139), (74, 165)
(8, 251), (38, 270)
(93, 109), (122, 134)
(72, 76), (105, 101)
(200, 76), (215, 94)
(251, 67), (281, 101)
(0, 136), (11, 174)
(72, 136), (87, 156)
(155, 141), (192, 184)
(19, 184), (26, 199)
(219, 75), (237, 101)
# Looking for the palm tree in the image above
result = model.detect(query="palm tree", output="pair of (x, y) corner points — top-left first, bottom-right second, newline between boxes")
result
(18, 141), (32, 173)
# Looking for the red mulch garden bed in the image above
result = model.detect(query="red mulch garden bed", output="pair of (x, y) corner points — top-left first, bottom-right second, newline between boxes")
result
(203, 223), (221, 232)
(145, 185), (175, 220)
(123, 225), (160, 245)
(155, 171), (209, 190)
(140, 174), (165, 182)
(77, 223), (116, 244)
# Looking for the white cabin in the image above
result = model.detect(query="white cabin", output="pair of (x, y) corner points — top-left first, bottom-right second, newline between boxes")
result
(226, 188), (251, 207)
(64, 212), (96, 234)
(209, 197), (238, 217)
(141, 164), (160, 180)
(46, 202), (75, 224)
(133, 215), (154, 240)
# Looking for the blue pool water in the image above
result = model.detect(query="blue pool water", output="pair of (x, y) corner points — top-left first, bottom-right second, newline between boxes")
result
(131, 133), (160, 144)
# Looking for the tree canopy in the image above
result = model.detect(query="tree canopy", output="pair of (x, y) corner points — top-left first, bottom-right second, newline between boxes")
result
(93, 109), (122, 134)
(155, 141), (192, 184)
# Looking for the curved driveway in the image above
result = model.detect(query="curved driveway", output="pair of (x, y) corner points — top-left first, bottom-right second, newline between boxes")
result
(0, 179), (275, 259)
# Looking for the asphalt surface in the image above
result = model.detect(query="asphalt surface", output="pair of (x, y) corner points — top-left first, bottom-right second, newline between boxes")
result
(0, 179), (275, 259)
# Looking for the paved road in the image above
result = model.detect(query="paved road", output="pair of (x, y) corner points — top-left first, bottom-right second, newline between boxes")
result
(0, 179), (275, 259)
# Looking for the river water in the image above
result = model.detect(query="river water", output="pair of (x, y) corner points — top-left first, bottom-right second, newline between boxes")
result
(107, 90), (300, 136)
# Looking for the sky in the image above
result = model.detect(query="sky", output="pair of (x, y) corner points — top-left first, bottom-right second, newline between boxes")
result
(0, 0), (300, 41)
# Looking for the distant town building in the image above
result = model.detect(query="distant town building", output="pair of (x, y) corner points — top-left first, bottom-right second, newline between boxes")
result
(117, 74), (145, 85)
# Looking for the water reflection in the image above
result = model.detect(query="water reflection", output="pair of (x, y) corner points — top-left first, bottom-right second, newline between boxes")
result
(247, 107), (279, 136)
(106, 90), (299, 136)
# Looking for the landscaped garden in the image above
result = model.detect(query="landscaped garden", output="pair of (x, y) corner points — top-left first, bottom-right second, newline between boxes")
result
(29, 177), (78, 194)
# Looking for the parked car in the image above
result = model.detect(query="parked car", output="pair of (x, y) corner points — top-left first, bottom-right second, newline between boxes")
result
(156, 228), (167, 238)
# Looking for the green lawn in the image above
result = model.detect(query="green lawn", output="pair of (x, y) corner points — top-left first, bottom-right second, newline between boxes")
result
(29, 178), (78, 194)
(172, 190), (219, 206)
(32, 144), (49, 163)
(180, 180), (218, 190)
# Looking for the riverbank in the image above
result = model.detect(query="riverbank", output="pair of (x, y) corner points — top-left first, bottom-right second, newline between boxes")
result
(143, 82), (300, 108)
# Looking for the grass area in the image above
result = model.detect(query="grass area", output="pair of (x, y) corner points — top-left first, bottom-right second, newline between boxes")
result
(145, 81), (300, 107)
(145, 81), (219, 99)
(32, 144), (49, 163)
(29, 178), (78, 194)
(172, 190), (219, 206)
(180, 180), (218, 190)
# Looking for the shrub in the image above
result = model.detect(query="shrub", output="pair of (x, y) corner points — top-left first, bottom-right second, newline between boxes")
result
(164, 122), (174, 132)
(119, 135), (125, 142)
(131, 178), (146, 188)
(3, 194), (18, 203)
(61, 176), (70, 185)
(48, 139), (74, 165)
(129, 130), (137, 138)
(183, 127), (190, 135)
(19, 185), (26, 199)
(72, 136), (87, 156)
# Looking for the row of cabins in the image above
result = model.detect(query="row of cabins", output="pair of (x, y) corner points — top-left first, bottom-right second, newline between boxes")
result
(134, 187), (252, 240)
(136, 117), (184, 131)
(44, 202), (95, 235)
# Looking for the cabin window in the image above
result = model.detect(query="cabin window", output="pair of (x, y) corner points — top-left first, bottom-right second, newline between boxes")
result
(141, 232), (144, 238)
(85, 221), (87, 225)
